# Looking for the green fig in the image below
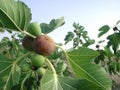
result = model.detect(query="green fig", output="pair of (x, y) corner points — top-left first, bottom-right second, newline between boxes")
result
(31, 55), (45, 68)
(21, 63), (31, 72)
(37, 67), (46, 77)
(27, 22), (41, 36)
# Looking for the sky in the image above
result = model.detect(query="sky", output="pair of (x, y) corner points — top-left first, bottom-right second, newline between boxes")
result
(1, 0), (120, 49)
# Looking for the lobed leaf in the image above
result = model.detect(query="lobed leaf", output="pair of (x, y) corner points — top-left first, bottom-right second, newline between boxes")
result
(67, 47), (112, 90)
(64, 31), (74, 45)
(0, 54), (21, 90)
(107, 33), (120, 54)
(40, 70), (62, 90)
(58, 76), (102, 90)
(0, 0), (31, 32)
(98, 25), (110, 37)
(40, 70), (103, 90)
(116, 19), (120, 25)
(40, 16), (65, 34)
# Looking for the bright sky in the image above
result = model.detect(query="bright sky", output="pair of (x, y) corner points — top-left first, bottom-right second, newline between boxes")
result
(1, 0), (120, 49)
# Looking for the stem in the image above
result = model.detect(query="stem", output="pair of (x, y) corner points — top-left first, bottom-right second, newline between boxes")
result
(55, 44), (68, 59)
(45, 58), (56, 74)
(21, 71), (31, 90)
(22, 31), (36, 39)
(55, 44), (75, 77)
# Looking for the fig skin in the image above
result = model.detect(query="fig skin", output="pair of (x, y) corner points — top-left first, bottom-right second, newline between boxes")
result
(21, 63), (31, 72)
(33, 35), (55, 56)
(37, 67), (46, 77)
(27, 22), (41, 36)
(31, 55), (45, 68)
(22, 35), (34, 51)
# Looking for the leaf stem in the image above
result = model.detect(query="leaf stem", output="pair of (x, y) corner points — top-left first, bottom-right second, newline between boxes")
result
(22, 31), (36, 39)
(21, 71), (31, 90)
(45, 58), (56, 74)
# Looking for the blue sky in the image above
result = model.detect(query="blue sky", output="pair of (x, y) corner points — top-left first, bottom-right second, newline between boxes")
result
(1, 0), (120, 49)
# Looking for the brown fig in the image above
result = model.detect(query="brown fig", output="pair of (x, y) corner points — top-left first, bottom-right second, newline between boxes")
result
(33, 35), (55, 56)
(22, 35), (34, 51)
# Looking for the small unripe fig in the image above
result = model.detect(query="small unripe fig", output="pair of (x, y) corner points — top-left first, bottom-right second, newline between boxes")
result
(37, 67), (46, 77)
(113, 26), (118, 31)
(21, 63), (31, 72)
(96, 44), (99, 48)
(33, 35), (55, 56)
(27, 22), (41, 36)
(74, 30), (77, 33)
(22, 35), (34, 51)
(31, 55), (45, 68)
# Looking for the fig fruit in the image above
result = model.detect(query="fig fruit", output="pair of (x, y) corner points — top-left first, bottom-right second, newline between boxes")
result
(37, 67), (46, 77)
(27, 22), (41, 36)
(31, 55), (45, 68)
(33, 35), (55, 56)
(22, 35), (34, 51)
(21, 63), (31, 72)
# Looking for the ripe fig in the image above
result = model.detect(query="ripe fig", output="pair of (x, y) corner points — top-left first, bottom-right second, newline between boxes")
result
(31, 55), (45, 68)
(27, 22), (41, 36)
(33, 35), (55, 56)
(22, 35), (34, 51)
(21, 63), (31, 72)
(37, 67), (46, 77)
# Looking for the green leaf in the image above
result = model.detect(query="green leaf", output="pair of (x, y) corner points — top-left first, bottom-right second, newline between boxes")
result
(67, 47), (112, 90)
(40, 71), (62, 90)
(116, 19), (120, 25)
(0, 0), (31, 31)
(98, 25), (110, 37)
(116, 62), (120, 72)
(73, 37), (79, 48)
(58, 76), (103, 90)
(104, 46), (113, 58)
(107, 33), (120, 54)
(0, 54), (21, 90)
(64, 32), (74, 44)
(0, 28), (5, 33)
(98, 40), (105, 44)
(83, 39), (95, 47)
(0, 54), (12, 90)
(94, 49), (105, 64)
(40, 70), (103, 90)
(12, 65), (21, 86)
(40, 16), (64, 34)
(116, 50), (120, 58)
